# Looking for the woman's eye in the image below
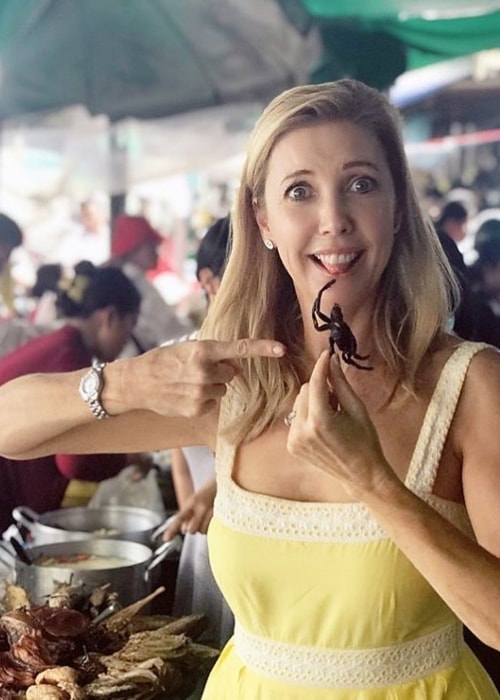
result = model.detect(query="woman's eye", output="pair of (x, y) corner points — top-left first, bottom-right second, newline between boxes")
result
(350, 177), (376, 194)
(286, 184), (310, 201)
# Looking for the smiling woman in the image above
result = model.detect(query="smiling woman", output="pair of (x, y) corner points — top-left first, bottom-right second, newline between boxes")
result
(0, 80), (499, 700)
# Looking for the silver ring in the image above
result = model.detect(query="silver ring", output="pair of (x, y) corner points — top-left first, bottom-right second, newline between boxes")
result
(284, 410), (297, 427)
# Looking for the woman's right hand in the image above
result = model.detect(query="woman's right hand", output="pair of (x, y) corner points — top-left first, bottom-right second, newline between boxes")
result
(104, 338), (286, 418)
(0, 338), (285, 460)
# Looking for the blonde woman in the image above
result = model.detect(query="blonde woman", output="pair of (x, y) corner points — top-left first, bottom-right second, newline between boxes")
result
(0, 81), (499, 698)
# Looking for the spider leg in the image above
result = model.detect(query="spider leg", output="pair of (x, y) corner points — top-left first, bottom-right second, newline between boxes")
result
(345, 356), (374, 371)
(312, 313), (331, 330)
(353, 352), (370, 361)
(318, 278), (337, 297)
(315, 280), (336, 312)
(312, 279), (336, 322)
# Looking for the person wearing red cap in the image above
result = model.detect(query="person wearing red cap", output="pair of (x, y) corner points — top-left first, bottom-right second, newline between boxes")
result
(110, 214), (190, 353)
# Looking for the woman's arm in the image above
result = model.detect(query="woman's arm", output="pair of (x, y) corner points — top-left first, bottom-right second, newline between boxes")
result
(0, 338), (286, 459)
(289, 349), (500, 650)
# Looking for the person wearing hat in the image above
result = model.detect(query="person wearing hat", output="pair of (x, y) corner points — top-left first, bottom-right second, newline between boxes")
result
(110, 214), (190, 354)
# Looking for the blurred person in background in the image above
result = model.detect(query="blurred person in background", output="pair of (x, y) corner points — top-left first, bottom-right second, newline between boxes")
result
(169, 215), (234, 650)
(28, 262), (64, 326)
(434, 200), (500, 346)
(434, 200), (468, 251)
(0, 261), (141, 533)
(109, 214), (191, 355)
(469, 219), (500, 317)
(0, 264), (64, 359)
(0, 213), (23, 319)
(0, 213), (50, 358)
(58, 199), (110, 268)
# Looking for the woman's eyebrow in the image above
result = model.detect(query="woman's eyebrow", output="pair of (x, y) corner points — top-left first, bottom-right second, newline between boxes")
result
(280, 169), (312, 186)
(343, 160), (379, 171)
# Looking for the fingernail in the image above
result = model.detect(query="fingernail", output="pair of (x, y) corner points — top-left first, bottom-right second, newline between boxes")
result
(273, 344), (286, 355)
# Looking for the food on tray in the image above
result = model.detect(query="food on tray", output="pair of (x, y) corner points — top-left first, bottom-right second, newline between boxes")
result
(0, 583), (218, 699)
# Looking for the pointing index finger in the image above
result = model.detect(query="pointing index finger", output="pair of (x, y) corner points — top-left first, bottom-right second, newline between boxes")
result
(212, 339), (286, 361)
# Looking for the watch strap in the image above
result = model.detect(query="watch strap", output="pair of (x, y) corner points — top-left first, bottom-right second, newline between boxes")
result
(87, 396), (110, 420)
(81, 360), (110, 420)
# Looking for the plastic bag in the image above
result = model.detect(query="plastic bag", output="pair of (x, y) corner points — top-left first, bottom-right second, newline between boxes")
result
(88, 466), (166, 516)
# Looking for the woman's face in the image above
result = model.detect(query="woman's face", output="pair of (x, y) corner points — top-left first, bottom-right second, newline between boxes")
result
(255, 121), (398, 318)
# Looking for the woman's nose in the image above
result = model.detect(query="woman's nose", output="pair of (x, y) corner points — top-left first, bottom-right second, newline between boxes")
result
(319, 192), (352, 236)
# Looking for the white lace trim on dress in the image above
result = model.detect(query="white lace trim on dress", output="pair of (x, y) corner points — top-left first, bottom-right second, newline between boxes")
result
(214, 475), (473, 541)
(234, 621), (465, 689)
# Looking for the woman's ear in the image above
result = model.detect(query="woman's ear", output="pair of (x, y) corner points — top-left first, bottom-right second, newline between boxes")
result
(253, 200), (270, 238)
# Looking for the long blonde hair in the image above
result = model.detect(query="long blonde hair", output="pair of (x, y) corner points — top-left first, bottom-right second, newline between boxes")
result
(201, 79), (459, 443)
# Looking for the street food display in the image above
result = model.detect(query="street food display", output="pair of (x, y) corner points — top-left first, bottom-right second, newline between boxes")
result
(0, 583), (219, 699)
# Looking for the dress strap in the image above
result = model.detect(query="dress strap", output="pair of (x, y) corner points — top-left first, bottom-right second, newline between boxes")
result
(405, 342), (489, 494)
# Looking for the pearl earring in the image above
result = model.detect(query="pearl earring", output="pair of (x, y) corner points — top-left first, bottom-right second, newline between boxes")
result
(264, 239), (275, 250)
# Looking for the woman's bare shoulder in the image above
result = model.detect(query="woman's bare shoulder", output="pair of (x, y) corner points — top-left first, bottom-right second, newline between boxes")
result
(459, 341), (500, 383)
(415, 337), (500, 405)
(429, 336), (500, 375)
(445, 339), (500, 437)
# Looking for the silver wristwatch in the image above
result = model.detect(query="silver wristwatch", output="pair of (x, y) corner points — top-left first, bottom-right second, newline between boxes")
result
(79, 360), (110, 420)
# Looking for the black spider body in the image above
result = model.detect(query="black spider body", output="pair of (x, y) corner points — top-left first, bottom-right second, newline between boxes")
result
(312, 279), (373, 370)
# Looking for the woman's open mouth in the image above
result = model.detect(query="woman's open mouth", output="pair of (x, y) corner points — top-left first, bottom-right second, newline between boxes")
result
(311, 251), (362, 276)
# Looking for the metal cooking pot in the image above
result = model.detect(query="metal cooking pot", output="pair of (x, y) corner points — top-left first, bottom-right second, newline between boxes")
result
(12, 505), (174, 546)
(0, 537), (182, 606)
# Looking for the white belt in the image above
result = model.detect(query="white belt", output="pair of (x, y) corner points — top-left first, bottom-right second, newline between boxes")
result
(234, 621), (465, 689)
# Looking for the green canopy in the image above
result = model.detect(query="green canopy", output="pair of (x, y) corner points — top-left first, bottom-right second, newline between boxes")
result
(279, 0), (500, 88)
(1, 0), (499, 119)
(0, 0), (319, 121)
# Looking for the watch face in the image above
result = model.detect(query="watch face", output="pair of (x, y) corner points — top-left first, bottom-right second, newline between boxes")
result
(81, 370), (100, 397)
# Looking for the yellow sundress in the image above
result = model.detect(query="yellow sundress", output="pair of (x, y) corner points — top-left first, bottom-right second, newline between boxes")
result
(203, 342), (499, 699)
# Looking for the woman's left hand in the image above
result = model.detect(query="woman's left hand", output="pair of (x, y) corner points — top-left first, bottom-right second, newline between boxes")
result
(286, 350), (394, 499)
